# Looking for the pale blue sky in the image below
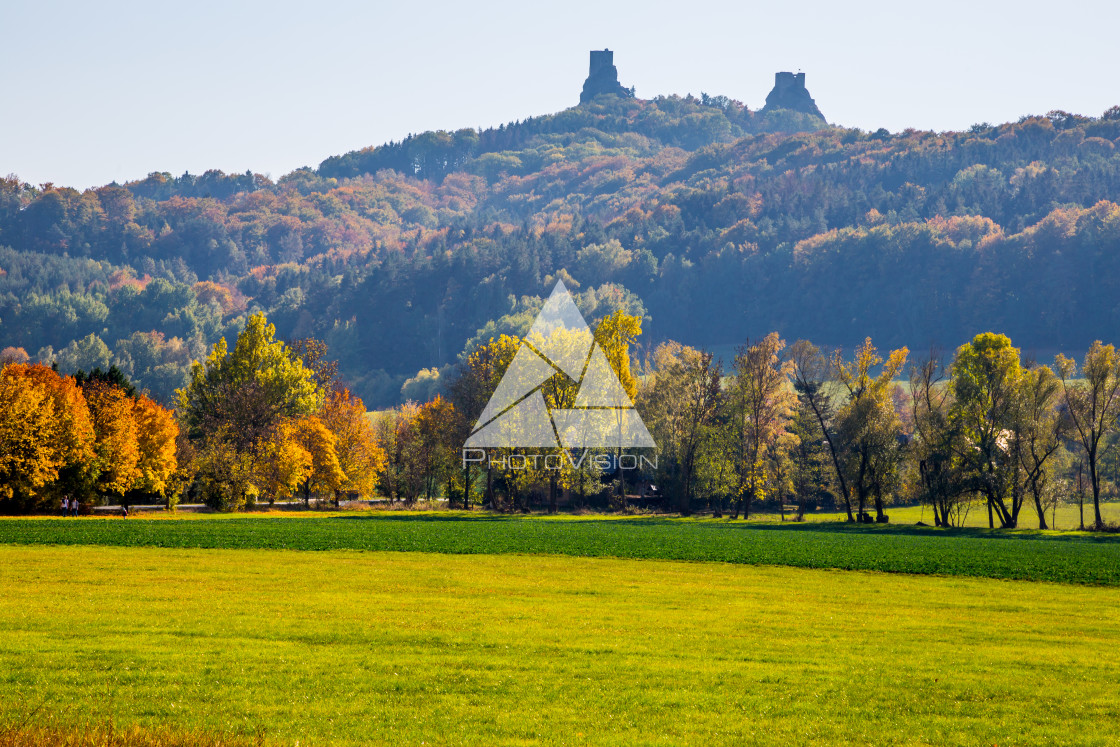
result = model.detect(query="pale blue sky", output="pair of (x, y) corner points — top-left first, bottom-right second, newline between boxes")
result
(2, 0), (1117, 190)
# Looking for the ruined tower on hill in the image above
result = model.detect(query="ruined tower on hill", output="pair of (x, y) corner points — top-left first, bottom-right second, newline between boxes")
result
(762, 72), (825, 120)
(579, 49), (635, 104)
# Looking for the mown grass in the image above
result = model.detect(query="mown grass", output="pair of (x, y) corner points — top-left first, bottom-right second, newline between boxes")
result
(1, 513), (1120, 585)
(2, 545), (1119, 746)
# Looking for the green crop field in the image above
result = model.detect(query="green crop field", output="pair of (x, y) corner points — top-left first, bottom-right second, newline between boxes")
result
(1, 512), (1119, 585)
(3, 544), (1120, 746)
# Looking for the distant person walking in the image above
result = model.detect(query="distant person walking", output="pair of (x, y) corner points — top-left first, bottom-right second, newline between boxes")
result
(121, 505), (128, 518)
(71, 499), (79, 517)
(61, 497), (69, 516)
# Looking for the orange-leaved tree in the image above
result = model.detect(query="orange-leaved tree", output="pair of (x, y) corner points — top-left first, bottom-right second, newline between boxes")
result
(1, 363), (97, 509)
(0, 367), (61, 510)
(83, 380), (141, 500)
(291, 416), (346, 505)
(132, 394), (180, 500)
(319, 387), (386, 501)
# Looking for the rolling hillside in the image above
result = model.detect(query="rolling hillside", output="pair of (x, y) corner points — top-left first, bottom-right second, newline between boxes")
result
(3, 92), (1119, 406)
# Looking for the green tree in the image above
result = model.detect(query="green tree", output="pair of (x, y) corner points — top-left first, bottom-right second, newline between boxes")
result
(193, 426), (259, 511)
(448, 335), (521, 509)
(639, 343), (721, 515)
(834, 339), (908, 522)
(695, 407), (736, 517)
(789, 340), (854, 521)
(786, 397), (835, 519)
(56, 334), (112, 375)
(1055, 341), (1120, 529)
(176, 313), (323, 451)
(951, 333), (1022, 528)
(908, 352), (970, 527)
(1011, 365), (1068, 529)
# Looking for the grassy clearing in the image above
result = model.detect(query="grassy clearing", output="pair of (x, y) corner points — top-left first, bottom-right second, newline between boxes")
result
(2, 545), (1119, 745)
(752, 502), (1120, 531)
(1, 513), (1119, 585)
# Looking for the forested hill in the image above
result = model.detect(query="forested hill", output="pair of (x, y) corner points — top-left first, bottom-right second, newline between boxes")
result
(2, 94), (1120, 408)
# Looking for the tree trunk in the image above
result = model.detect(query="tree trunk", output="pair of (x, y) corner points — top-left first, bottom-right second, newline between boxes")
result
(459, 463), (468, 510)
(486, 462), (494, 509)
(1089, 449), (1104, 528)
(1009, 476), (1023, 528)
(680, 464), (692, 516)
(842, 491), (854, 522)
(803, 398), (851, 522)
(617, 447), (626, 510)
(1032, 484), (1049, 530)
(1077, 460), (1085, 530)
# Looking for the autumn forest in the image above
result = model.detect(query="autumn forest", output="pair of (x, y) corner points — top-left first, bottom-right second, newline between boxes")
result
(3, 95), (1120, 410)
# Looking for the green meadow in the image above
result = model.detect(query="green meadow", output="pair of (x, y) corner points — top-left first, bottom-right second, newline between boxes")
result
(4, 514), (1120, 745)
(3, 544), (1120, 746)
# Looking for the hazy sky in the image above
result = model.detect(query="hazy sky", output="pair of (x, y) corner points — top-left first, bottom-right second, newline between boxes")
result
(3, 0), (1118, 190)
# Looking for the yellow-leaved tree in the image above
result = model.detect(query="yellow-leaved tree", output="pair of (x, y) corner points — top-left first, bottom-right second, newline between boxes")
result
(132, 394), (180, 499)
(594, 311), (643, 506)
(291, 416), (346, 505)
(254, 421), (311, 505)
(83, 381), (141, 499)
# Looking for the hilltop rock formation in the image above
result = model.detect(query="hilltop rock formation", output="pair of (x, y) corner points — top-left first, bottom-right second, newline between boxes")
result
(762, 72), (825, 120)
(580, 49), (634, 104)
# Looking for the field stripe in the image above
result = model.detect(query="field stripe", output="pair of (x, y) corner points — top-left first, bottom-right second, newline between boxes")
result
(1, 515), (1119, 585)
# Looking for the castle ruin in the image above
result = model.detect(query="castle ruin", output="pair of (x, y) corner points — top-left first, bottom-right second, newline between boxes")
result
(575, 52), (824, 122)
(579, 49), (635, 104)
(761, 72), (824, 119)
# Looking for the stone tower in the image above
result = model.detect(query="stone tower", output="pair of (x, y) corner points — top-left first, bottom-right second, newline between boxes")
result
(580, 49), (634, 104)
(762, 72), (825, 120)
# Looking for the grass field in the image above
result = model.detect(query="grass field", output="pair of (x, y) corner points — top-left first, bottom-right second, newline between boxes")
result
(3, 544), (1120, 746)
(1, 513), (1119, 585)
(767, 501), (1120, 531)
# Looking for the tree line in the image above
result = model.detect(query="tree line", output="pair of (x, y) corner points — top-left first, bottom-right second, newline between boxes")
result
(380, 324), (1120, 531)
(4, 307), (1120, 530)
